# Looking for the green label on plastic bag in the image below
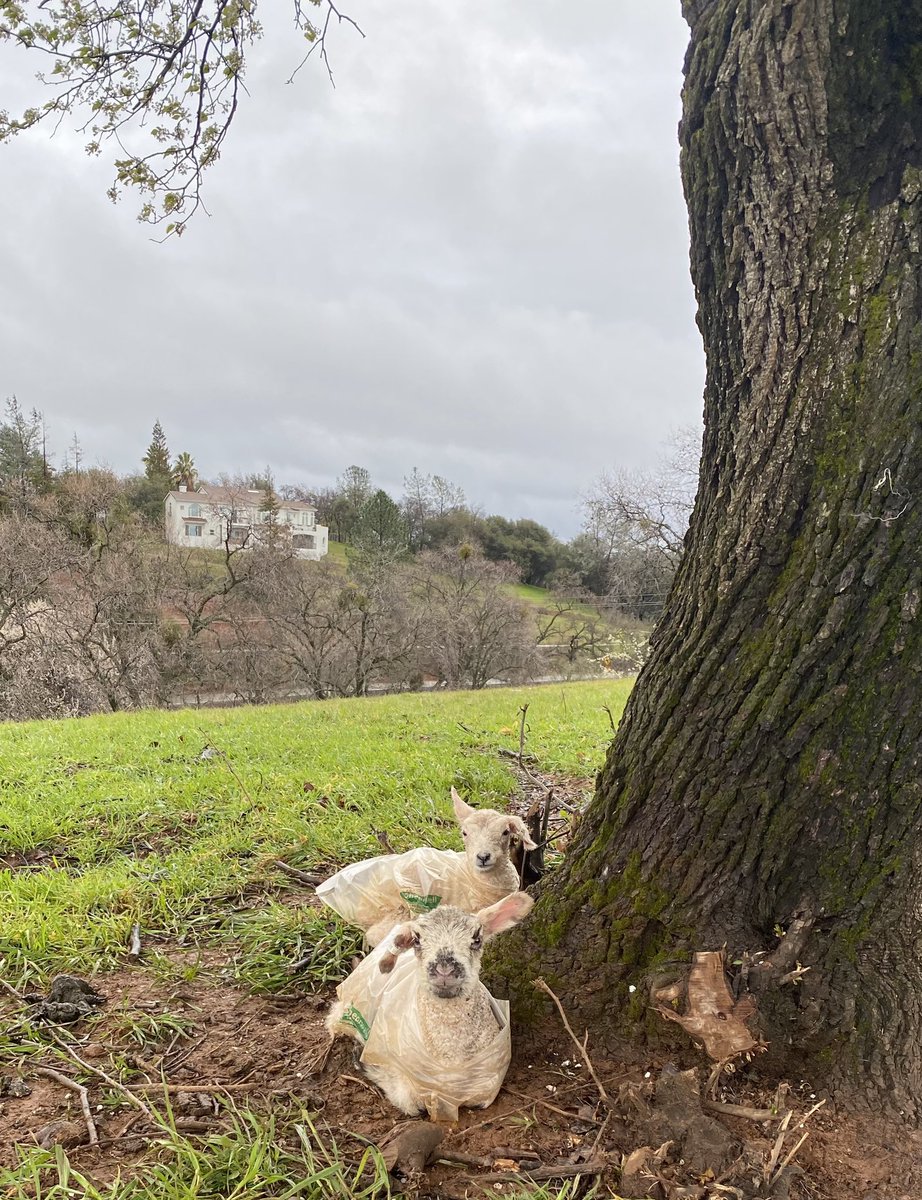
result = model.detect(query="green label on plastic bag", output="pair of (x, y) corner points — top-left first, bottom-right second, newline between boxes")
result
(341, 1005), (370, 1041)
(400, 891), (442, 913)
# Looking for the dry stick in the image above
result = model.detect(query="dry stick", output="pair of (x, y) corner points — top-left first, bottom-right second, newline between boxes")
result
(779, 1129), (811, 1172)
(765, 1109), (793, 1182)
(125, 1081), (278, 1093)
(766, 1096), (827, 1182)
(541, 785), (553, 845)
(274, 860), (324, 887)
(459, 1158), (607, 1186)
(33, 1066), (99, 1146)
(456, 1071), (632, 1140)
(533, 977), (610, 1105)
(198, 731), (255, 805)
(45, 1030), (163, 1128)
(339, 1072), (384, 1097)
(517, 702), (530, 768)
(0, 978), (27, 1004)
(502, 1084), (595, 1123)
(128, 923), (142, 961)
(435, 1151), (494, 1169)
(602, 705), (617, 734)
(703, 1099), (787, 1123)
(590, 1109), (612, 1157)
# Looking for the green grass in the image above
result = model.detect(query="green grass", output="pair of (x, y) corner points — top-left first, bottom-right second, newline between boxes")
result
(0, 681), (631, 986)
(3, 1108), (396, 1199)
(0, 681), (631, 1198)
(325, 540), (351, 566)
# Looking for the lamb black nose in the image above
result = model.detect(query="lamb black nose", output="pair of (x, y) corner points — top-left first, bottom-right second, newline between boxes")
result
(476, 852), (491, 867)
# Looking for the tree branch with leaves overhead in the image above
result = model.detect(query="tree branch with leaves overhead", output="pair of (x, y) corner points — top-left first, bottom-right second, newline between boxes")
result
(0, 0), (362, 234)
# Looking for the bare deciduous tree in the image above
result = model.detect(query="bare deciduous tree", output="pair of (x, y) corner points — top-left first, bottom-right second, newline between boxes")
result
(583, 425), (700, 567)
(410, 546), (535, 689)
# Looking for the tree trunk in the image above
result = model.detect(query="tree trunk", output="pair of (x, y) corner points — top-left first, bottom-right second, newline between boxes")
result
(501, 0), (922, 1118)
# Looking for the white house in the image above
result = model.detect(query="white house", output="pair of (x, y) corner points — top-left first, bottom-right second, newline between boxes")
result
(164, 484), (329, 560)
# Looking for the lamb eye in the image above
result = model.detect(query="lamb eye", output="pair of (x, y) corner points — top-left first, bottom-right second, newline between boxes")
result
(471, 931), (483, 950)
(461, 830), (468, 838)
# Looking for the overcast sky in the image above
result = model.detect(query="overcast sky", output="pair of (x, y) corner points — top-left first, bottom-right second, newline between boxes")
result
(0, 1), (702, 538)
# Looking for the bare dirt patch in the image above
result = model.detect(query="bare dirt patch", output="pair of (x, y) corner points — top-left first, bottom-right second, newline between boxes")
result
(2, 948), (919, 1199)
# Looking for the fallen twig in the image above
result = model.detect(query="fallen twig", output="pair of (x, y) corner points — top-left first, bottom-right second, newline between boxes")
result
(703, 1099), (787, 1122)
(128, 923), (142, 961)
(590, 1109), (612, 1156)
(0, 977), (26, 1004)
(45, 1031), (163, 1128)
(765, 1109), (792, 1182)
(533, 978), (610, 1105)
(540, 785), (553, 845)
(340, 1072), (384, 1097)
(33, 1066), (98, 1146)
(517, 703), (530, 768)
(765, 1095), (826, 1183)
(459, 1157), (606, 1185)
(501, 1084), (595, 1123)
(779, 1128), (811, 1171)
(455, 1070), (631, 1139)
(274, 860), (325, 887)
(434, 1150), (493, 1169)
(197, 731), (256, 805)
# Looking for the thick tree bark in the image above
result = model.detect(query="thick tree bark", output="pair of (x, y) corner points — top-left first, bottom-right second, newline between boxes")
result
(499, 0), (922, 1119)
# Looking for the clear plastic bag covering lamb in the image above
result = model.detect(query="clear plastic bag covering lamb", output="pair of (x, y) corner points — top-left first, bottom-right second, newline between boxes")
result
(316, 847), (488, 927)
(330, 933), (511, 1122)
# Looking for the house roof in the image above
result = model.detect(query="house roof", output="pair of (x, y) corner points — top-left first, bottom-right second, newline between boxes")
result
(165, 485), (316, 512)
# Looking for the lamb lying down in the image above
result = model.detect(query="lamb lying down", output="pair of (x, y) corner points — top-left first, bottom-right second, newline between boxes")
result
(326, 890), (534, 1120)
(315, 788), (537, 947)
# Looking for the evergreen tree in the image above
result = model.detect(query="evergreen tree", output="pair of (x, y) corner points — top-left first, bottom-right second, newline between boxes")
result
(142, 421), (171, 482)
(356, 489), (408, 554)
(0, 397), (49, 505)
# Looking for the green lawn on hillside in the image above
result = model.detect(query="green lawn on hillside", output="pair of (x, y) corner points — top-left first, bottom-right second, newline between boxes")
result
(0, 680), (631, 987)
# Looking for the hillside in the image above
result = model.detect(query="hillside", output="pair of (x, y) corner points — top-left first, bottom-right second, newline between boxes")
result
(1, 681), (630, 983)
(0, 680), (906, 1199)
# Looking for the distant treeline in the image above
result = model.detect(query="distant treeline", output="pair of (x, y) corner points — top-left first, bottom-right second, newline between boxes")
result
(2, 402), (695, 614)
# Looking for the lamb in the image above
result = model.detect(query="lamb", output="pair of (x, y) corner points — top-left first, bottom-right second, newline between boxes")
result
(315, 787), (537, 947)
(326, 890), (533, 1119)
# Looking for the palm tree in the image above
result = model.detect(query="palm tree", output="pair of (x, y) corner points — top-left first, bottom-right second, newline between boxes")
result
(171, 451), (197, 490)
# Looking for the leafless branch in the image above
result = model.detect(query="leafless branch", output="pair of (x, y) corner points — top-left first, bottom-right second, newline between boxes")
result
(32, 1066), (99, 1145)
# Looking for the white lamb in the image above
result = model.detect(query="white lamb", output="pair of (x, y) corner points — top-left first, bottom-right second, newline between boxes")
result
(326, 890), (533, 1120)
(315, 788), (537, 947)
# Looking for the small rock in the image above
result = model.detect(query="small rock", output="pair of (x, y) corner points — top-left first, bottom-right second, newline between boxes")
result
(35, 1120), (86, 1150)
(82, 1042), (107, 1059)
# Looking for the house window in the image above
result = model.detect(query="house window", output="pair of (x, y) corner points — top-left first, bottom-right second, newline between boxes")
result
(184, 524), (203, 537)
(293, 534), (315, 550)
(188, 503), (202, 517)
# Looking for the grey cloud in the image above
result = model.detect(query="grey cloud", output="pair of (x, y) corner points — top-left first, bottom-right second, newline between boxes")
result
(0, 0), (702, 537)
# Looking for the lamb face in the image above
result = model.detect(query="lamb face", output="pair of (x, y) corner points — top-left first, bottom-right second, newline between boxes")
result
(387, 891), (535, 1001)
(451, 787), (536, 875)
(399, 906), (486, 1000)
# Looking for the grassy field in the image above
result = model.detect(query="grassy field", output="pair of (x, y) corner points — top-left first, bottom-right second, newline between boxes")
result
(1, 681), (630, 987)
(0, 680), (631, 1197)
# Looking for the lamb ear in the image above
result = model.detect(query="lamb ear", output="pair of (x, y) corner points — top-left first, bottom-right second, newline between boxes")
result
(451, 786), (475, 823)
(379, 924), (418, 973)
(477, 891), (534, 939)
(508, 816), (538, 851)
